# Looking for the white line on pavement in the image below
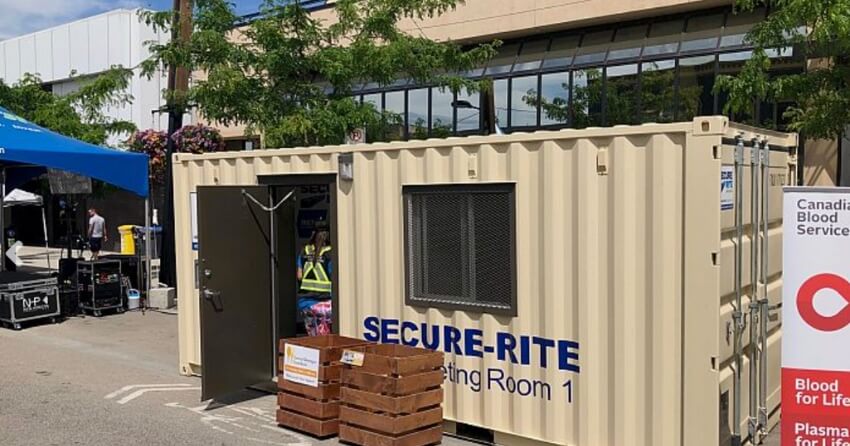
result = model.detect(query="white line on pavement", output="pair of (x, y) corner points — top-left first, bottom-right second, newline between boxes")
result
(105, 383), (194, 399)
(116, 386), (201, 404)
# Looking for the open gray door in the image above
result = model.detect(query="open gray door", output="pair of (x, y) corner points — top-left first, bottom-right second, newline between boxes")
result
(198, 186), (273, 401)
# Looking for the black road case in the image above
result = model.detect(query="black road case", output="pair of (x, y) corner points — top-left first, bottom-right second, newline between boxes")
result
(0, 272), (60, 330)
(77, 260), (124, 317)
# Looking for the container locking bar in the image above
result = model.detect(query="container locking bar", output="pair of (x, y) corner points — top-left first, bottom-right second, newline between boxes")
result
(757, 137), (771, 439)
(732, 134), (746, 446)
(748, 137), (761, 441)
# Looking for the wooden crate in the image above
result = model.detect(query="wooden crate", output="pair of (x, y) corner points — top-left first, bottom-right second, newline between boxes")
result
(339, 344), (445, 446)
(279, 335), (372, 364)
(339, 423), (442, 446)
(276, 335), (373, 438)
(277, 408), (339, 438)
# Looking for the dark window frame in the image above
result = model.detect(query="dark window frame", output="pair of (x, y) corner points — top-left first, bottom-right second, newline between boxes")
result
(403, 183), (518, 316)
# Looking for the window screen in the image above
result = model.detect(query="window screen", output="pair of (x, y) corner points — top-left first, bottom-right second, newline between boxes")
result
(404, 184), (516, 315)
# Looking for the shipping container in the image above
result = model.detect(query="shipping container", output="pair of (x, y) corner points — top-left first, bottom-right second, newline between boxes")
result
(172, 117), (797, 445)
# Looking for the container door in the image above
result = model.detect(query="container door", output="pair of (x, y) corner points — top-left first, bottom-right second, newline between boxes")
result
(198, 186), (273, 401)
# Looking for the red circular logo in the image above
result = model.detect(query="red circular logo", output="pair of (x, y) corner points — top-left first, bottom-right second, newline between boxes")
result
(797, 273), (850, 332)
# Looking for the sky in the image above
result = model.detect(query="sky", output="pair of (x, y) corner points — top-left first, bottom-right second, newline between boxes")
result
(0, 0), (266, 40)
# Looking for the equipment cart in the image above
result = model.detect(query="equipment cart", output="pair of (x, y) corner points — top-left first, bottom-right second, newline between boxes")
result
(0, 272), (60, 330)
(77, 260), (124, 317)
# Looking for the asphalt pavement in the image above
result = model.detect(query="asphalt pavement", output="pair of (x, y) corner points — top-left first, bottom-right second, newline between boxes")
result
(0, 310), (477, 446)
(0, 246), (783, 446)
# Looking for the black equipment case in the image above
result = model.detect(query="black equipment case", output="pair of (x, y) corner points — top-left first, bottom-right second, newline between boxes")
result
(0, 272), (60, 330)
(77, 260), (124, 316)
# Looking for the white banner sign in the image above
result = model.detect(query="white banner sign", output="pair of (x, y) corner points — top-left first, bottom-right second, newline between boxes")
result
(282, 343), (320, 388)
(782, 187), (850, 446)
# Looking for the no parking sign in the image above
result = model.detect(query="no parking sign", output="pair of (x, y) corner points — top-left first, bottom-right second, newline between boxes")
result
(783, 187), (850, 446)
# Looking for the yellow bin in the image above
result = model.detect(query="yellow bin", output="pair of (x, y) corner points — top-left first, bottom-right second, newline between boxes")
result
(118, 225), (136, 255)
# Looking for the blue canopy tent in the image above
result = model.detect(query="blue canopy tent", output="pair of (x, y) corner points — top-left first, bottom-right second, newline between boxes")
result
(0, 106), (152, 296)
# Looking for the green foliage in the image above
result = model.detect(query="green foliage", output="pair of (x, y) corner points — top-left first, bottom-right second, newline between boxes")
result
(717, 0), (850, 138)
(0, 68), (135, 145)
(141, 0), (498, 147)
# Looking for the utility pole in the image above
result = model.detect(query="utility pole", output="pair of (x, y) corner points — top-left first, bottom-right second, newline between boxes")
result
(159, 0), (192, 288)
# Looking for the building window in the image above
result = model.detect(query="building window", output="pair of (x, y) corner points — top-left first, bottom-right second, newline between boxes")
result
(677, 55), (716, 120)
(513, 40), (548, 73)
(606, 64), (639, 125)
(363, 93), (381, 109)
(640, 59), (677, 123)
(347, 6), (801, 138)
(543, 35), (579, 69)
(431, 88), (454, 136)
(494, 78), (509, 128)
(573, 68), (604, 128)
(511, 75), (539, 127)
(608, 24), (647, 62)
(485, 43), (520, 76)
(384, 90), (406, 140)
(540, 72), (569, 126)
(456, 89), (480, 133)
(408, 88), (429, 139)
(404, 184), (516, 316)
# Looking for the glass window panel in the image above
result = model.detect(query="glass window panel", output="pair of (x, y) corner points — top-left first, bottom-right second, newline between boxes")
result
(606, 64), (639, 125)
(408, 88), (429, 139)
(643, 20), (683, 56)
(717, 51), (762, 124)
(678, 55), (716, 120)
(640, 59), (676, 123)
(431, 88), (454, 136)
(540, 72), (569, 126)
(607, 25), (646, 61)
(485, 44), (520, 75)
(456, 90), (480, 132)
(494, 78), (508, 128)
(720, 8), (765, 47)
(511, 75), (538, 127)
(513, 39), (549, 72)
(363, 93), (381, 109)
(572, 68), (604, 128)
(574, 30), (612, 66)
(542, 35), (580, 69)
(681, 14), (723, 52)
(384, 90), (406, 140)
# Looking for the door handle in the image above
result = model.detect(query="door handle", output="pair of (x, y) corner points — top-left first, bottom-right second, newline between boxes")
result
(202, 289), (221, 301)
(202, 288), (224, 312)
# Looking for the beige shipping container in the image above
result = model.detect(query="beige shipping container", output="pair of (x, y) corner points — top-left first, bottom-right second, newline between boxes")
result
(173, 117), (797, 446)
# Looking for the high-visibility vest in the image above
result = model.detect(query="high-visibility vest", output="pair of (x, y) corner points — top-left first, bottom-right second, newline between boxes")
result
(300, 245), (332, 293)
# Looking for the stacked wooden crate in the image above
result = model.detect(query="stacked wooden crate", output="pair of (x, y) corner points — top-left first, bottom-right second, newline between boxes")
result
(339, 344), (445, 446)
(277, 335), (371, 438)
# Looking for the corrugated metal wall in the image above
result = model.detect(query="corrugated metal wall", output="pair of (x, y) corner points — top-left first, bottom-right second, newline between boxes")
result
(173, 118), (797, 446)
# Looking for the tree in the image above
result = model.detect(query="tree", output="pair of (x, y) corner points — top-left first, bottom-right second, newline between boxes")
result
(141, 0), (498, 148)
(716, 0), (850, 139)
(129, 125), (226, 185)
(0, 68), (136, 145)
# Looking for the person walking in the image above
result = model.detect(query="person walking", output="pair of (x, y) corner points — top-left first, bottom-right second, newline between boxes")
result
(296, 228), (332, 336)
(87, 208), (107, 260)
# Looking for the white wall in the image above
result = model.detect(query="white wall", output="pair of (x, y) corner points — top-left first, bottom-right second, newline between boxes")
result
(0, 9), (179, 145)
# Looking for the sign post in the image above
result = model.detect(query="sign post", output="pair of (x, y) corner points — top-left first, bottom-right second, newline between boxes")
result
(782, 187), (850, 446)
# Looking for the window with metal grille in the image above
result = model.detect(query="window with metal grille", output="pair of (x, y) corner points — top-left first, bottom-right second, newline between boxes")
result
(404, 184), (516, 316)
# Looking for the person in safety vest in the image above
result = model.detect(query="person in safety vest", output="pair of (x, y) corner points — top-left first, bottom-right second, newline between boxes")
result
(296, 228), (332, 336)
